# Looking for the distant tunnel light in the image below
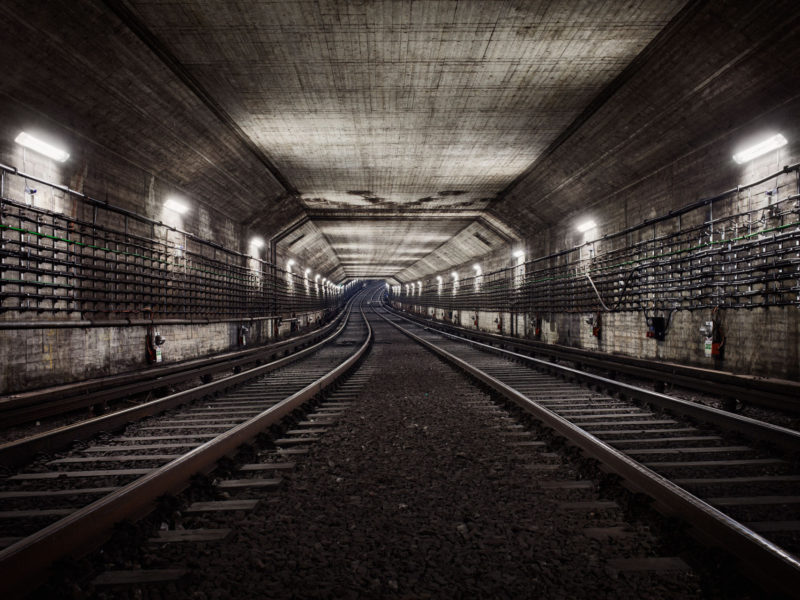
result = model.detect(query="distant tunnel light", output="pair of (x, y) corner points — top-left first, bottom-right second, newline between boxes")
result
(250, 236), (264, 249)
(576, 220), (597, 233)
(733, 134), (788, 164)
(15, 131), (70, 162)
(164, 197), (189, 214)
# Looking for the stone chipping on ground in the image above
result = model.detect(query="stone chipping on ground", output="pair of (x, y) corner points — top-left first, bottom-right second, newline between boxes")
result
(94, 325), (713, 600)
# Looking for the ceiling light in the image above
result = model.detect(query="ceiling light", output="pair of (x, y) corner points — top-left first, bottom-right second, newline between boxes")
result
(473, 264), (481, 273)
(436, 275), (443, 283)
(287, 259), (295, 268)
(15, 131), (69, 162)
(250, 237), (264, 248)
(512, 249), (524, 258)
(451, 272), (458, 279)
(733, 134), (788, 164)
(304, 268), (311, 276)
(576, 220), (596, 233)
(164, 198), (189, 214)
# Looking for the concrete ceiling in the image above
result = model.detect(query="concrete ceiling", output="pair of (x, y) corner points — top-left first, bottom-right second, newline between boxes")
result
(109, 0), (687, 278)
(8, 2), (791, 283)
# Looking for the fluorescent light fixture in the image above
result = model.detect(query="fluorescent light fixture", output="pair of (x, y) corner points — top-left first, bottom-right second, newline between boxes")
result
(286, 259), (295, 268)
(304, 268), (311, 277)
(733, 134), (788, 164)
(322, 278), (327, 284)
(15, 132), (69, 162)
(164, 197), (189, 214)
(473, 264), (481, 273)
(436, 275), (443, 283)
(250, 236), (264, 248)
(315, 274), (320, 281)
(451, 272), (458, 279)
(417, 281), (422, 287)
(576, 220), (596, 233)
(512, 249), (524, 258)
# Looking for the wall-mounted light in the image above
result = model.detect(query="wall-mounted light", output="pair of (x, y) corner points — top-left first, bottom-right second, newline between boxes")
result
(286, 259), (295, 270)
(250, 236), (264, 249)
(473, 264), (481, 274)
(436, 275), (443, 283)
(315, 274), (320, 281)
(164, 197), (189, 214)
(576, 220), (596, 233)
(733, 134), (788, 164)
(304, 268), (311, 277)
(512, 249), (524, 258)
(451, 272), (458, 279)
(15, 132), (70, 162)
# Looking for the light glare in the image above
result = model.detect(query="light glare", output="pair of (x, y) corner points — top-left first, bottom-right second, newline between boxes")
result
(733, 134), (788, 164)
(576, 220), (597, 233)
(164, 198), (189, 214)
(15, 132), (69, 162)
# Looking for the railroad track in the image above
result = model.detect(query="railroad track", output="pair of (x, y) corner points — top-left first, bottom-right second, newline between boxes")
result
(373, 301), (800, 596)
(0, 305), (352, 428)
(0, 289), (374, 597)
(386, 305), (800, 414)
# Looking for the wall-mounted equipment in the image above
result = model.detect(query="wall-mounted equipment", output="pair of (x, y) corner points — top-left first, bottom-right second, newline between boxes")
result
(146, 326), (165, 363)
(586, 313), (601, 338)
(646, 316), (666, 341)
(532, 315), (542, 340)
(700, 313), (725, 359)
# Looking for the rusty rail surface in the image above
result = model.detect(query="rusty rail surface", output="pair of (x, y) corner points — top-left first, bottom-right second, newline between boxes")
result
(0, 293), (373, 598)
(0, 307), (350, 427)
(375, 304), (800, 598)
(388, 305), (800, 413)
(0, 298), (358, 470)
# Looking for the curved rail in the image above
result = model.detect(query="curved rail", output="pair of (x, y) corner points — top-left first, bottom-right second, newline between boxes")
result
(373, 301), (800, 597)
(0, 292), (374, 597)
(386, 304), (800, 413)
(0, 298), (362, 469)
(0, 302), (354, 427)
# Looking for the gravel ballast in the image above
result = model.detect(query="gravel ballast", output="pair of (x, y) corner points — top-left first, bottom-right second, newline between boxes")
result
(84, 315), (713, 600)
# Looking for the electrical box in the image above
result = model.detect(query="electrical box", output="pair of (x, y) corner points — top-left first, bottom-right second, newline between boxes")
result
(646, 316), (666, 341)
(700, 321), (714, 357)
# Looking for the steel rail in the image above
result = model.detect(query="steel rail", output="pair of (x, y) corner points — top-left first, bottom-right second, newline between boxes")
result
(0, 298), (359, 469)
(0, 305), (350, 427)
(387, 307), (800, 453)
(386, 305), (800, 413)
(0, 293), (373, 598)
(374, 304), (800, 597)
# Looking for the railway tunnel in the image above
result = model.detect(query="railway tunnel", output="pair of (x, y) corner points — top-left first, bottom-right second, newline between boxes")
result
(1, 1), (800, 598)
